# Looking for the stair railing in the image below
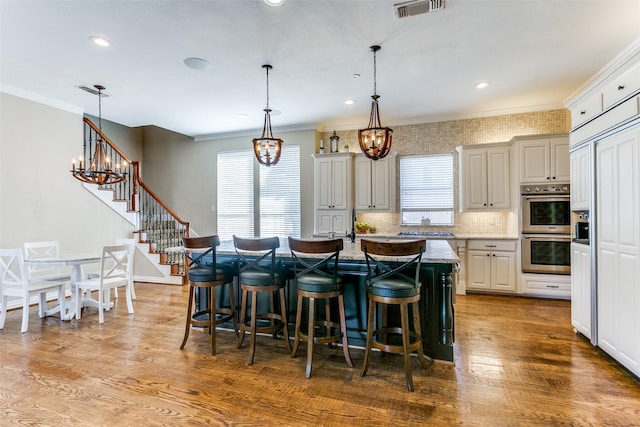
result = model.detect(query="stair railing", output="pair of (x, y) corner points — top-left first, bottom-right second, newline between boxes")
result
(83, 117), (190, 272)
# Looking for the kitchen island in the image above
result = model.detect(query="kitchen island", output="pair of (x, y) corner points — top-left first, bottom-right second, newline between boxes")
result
(209, 238), (460, 362)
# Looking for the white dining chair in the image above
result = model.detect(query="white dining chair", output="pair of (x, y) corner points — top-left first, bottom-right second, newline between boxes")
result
(0, 248), (66, 333)
(23, 241), (71, 282)
(86, 238), (137, 301)
(75, 244), (134, 324)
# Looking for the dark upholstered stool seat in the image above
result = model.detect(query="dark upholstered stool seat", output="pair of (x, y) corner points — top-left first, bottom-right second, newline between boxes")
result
(234, 236), (291, 365)
(289, 237), (353, 379)
(180, 236), (237, 355)
(360, 239), (430, 392)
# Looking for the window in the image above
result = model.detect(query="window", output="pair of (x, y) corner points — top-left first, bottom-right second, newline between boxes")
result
(400, 153), (454, 226)
(217, 146), (300, 240)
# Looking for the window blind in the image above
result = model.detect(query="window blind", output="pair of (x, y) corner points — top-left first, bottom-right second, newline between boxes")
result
(400, 153), (454, 225)
(217, 150), (254, 240)
(217, 145), (301, 240)
(260, 145), (301, 237)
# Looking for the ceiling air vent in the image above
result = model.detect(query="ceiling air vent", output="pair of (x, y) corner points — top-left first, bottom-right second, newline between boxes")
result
(394, 0), (444, 19)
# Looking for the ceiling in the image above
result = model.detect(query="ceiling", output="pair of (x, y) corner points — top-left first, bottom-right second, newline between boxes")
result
(2, 0), (639, 139)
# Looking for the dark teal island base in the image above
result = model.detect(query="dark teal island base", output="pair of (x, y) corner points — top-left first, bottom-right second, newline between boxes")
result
(201, 255), (455, 363)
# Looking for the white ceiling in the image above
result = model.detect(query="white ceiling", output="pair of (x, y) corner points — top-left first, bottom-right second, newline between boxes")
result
(2, 0), (639, 139)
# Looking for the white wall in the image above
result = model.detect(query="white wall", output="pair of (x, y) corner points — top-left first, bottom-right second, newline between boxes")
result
(0, 93), (135, 252)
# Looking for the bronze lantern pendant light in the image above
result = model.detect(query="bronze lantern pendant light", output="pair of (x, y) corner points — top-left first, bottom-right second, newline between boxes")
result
(358, 45), (393, 161)
(252, 64), (283, 166)
(71, 85), (127, 185)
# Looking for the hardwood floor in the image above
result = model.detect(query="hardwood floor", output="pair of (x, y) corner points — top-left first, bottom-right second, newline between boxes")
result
(1, 283), (639, 426)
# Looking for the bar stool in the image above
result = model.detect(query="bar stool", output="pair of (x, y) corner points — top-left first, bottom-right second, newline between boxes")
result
(234, 236), (291, 365)
(360, 239), (430, 392)
(288, 237), (353, 378)
(180, 235), (237, 355)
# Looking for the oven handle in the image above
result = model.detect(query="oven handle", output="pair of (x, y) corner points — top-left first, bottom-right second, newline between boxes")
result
(522, 234), (571, 241)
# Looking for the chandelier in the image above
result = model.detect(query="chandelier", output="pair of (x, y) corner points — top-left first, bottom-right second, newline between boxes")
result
(252, 64), (283, 167)
(358, 45), (393, 161)
(71, 85), (127, 185)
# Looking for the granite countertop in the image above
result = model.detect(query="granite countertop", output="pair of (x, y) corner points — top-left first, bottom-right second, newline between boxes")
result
(217, 237), (460, 264)
(320, 232), (519, 241)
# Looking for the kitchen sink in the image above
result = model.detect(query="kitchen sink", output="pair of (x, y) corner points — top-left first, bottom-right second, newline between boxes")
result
(397, 231), (456, 237)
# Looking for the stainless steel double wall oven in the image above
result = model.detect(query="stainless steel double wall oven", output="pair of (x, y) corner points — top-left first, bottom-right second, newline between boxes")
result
(521, 184), (571, 275)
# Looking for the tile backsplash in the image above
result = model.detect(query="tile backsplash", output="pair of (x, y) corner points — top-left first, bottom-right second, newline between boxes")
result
(322, 109), (570, 236)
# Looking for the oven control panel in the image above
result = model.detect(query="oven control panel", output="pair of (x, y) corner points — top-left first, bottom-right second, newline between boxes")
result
(520, 183), (570, 195)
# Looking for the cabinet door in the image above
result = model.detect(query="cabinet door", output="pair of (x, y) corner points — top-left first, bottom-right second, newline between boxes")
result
(520, 141), (550, 182)
(571, 243), (591, 338)
(462, 150), (488, 210)
(570, 147), (590, 210)
(371, 157), (391, 210)
(355, 156), (372, 210)
(316, 158), (333, 209)
(596, 127), (640, 374)
(552, 139), (570, 182)
(491, 251), (516, 291)
(487, 147), (510, 209)
(316, 210), (348, 234)
(331, 157), (349, 210)
(467, 250), (491, 289)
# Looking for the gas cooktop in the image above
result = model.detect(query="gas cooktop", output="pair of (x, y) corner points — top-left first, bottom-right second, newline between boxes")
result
(397, 231), (456, 237)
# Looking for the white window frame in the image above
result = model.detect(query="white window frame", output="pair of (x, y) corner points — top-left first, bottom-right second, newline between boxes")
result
(217, 146), (301, 240)
(400, 153), (454, 226)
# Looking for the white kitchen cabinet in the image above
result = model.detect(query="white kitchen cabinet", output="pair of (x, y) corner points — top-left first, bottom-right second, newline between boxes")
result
(570, 145), (590, 211)
(518, 135), (570, 183)
(596, 125), (640, 377)
(313, 153), (353, 234)
(571, 243), (591, 339)
(466, 239), (517, 293)
(354, 152), (396, 211)
(458, 144), (510, 211)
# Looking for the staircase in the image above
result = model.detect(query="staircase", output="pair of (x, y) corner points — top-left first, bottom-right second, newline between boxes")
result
(79, 118), (188, 285)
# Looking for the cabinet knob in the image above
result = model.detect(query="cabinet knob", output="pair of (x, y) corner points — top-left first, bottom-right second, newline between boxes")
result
(580, 110), (586, 115)
(618, 85), (625, 91)
(552, 176), (556, 180)
(483, 203), (487, 206)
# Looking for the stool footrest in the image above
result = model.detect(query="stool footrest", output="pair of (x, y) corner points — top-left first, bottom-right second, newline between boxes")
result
(370, 327), (422, 355)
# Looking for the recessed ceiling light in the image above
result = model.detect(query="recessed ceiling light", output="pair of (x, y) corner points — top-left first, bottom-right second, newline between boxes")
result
(184, 57), (212, 71)
(476, 81), (490, 89)
(89, 36), (110, 47)
(264, 0), (286, 6)
(352, 74), (361, 79)
(345, 99), (355, 105)
(236, 113), (248, 119)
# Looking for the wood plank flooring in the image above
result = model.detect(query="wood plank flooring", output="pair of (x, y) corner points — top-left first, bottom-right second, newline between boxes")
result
(1, 282), (639, 426)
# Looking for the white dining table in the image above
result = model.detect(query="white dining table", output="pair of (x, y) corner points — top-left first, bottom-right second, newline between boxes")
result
(24, 253), (101, 320)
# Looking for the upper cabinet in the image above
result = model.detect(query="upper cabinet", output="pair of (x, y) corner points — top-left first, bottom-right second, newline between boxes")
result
(458, 144), (510, 211)
(354, 152), (397, 212)
(313, 153), (353, 234)
(517, 135), (570, 183)
(570, 145), (590, 211)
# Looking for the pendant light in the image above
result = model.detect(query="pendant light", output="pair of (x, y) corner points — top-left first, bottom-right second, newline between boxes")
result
(252, 64), (283, 166)
(71, 85), (127, 185)
(358, 45), (393, 161)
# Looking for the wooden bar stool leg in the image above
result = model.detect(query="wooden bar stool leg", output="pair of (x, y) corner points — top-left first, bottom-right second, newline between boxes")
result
(248, 290), (259, 365)
(338, 294), (353, 368)
(305, 296), (316, 378)
(360, 297), (375, 377)
(412, 301), (430, 368)
(228, 281), (238, 337)
(279, 288), (291, 353)
(400, 302), (414, 392)
(325, 298), (333, 348)
(210, 285), (217, 355)
(269, 292), (276, 338)
(180, 285), (195, 349)
(291, 294), (303, 357)
(237, 287), (248, 349)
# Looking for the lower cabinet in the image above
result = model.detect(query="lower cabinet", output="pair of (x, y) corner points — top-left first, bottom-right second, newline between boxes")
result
(571, 243), (591, 339)
(466, 240), (517, 293)
(520, 273), (571, 299)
